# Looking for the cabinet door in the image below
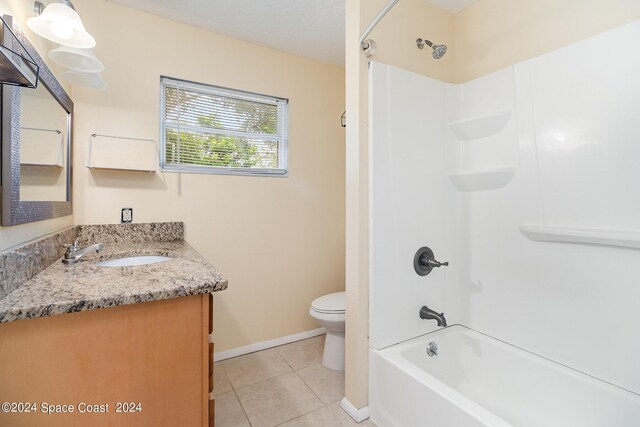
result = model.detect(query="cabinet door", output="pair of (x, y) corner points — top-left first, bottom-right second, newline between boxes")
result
(0, 295), (209, 426)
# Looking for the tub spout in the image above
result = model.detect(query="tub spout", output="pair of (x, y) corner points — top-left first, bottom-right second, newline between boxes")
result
(419, 305), (447, 327)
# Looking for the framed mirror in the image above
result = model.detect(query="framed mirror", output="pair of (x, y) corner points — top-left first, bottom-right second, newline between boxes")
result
(1, 15), (73, 226)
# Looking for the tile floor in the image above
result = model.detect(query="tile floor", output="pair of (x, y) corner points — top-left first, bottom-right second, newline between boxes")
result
(214, 335), (377, 427)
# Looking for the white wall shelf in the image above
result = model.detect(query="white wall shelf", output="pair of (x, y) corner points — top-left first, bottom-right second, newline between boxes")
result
(20, 127), (65, 167)
(448, 111), (511, 141)
(86, 166), (156, 173)
(20, 162), (63, 168)
(520, 225), (640, 250)
(86, 133), (158, 173)
(448, 167), (515, 192)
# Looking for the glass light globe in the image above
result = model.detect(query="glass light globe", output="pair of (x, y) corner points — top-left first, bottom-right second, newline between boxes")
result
(51, 20), (74, 40)
(61, 69), (107, 90)
(27, 2), (95, 48)
(49, 46), (105, 73)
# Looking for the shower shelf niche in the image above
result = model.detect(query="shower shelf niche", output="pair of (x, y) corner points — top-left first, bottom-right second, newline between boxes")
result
(448, 111), (511, 141)
(519, 225), (640, 250)
(448, 167), (515, 192)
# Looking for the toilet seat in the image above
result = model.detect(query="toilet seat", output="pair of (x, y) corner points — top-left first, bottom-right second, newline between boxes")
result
(311, 292), (345, 314)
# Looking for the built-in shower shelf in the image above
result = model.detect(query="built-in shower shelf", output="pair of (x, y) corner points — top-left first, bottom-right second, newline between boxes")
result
(519, 225), (640, 249)
(448, 111), (511, 141)
(448, 167), (515, 192)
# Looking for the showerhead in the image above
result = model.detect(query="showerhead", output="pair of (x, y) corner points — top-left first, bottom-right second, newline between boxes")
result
(416, 38), (448, 59)
(431, 44), (447, 59)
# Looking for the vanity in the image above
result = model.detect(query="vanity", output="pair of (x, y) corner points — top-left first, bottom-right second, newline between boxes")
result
(0, 15), (226, 426)
(0, 222), (227, 426)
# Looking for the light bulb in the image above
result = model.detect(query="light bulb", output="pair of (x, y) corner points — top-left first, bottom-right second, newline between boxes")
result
(51, 20), (73, 40)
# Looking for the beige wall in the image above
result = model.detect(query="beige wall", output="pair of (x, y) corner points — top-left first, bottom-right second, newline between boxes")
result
(69, 0), (345, 352)
(360, 0), (455, 82)
(454, 0), (640, 83)
(5, 0), (639, 412)
(0, 0), (73, 251)
(345, 0), (640, 412)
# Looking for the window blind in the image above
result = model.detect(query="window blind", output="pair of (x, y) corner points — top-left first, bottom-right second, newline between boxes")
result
(160, 77), (288, 176)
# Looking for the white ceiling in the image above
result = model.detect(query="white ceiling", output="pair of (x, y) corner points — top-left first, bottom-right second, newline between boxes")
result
(425, 0), (475, 13)
(106, 0), (475, 66)
(106, 0), (345, 65)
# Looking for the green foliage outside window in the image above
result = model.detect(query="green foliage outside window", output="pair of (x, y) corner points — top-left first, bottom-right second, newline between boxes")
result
(163, 85), (282, 170)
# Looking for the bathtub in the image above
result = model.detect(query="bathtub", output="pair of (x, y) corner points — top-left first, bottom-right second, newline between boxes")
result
(369, 325), (640, 427)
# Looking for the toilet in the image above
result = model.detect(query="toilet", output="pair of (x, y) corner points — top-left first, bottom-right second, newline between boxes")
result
(309, 291), (346, 371)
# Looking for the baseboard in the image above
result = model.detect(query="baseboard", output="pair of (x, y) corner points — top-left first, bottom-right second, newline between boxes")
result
(214, 327), (326, 362)
(340, 397), (370, 423)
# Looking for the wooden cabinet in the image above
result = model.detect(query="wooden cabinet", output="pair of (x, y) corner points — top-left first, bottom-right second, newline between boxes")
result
(208, 293), (215, 427)
(0, 294), (214, 426)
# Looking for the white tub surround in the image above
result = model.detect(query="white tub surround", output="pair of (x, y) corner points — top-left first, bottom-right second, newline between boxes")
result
(370, 326), (640, 427)
(368, 20), (640, 426)
(368, 62), (448, 350)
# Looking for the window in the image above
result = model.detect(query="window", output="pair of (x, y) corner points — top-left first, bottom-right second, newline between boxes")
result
(160, 76), (288, 176)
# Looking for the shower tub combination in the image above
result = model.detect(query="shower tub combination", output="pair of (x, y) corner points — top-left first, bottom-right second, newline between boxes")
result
(369, 325), (640, 427)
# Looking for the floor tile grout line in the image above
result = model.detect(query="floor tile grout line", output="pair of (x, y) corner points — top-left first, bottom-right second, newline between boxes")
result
(235, 369), (324, 427)
(296, 363), (347, 407)
(224, 348), (294, 390)
(226, 348), (325, 391)
(275, 335), (325, 372)
(231, 388), (254, 427)
(215, 363), (235, 396)
(231, 367), (294, 392)
(217, 337), (330, 426)
(276, 346), (297, 371)
(273, 403), (345, 427)
(293, 368), (326, 407)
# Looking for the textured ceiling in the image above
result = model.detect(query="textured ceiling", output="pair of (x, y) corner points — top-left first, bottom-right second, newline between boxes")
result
(105, 0), (476, 66)
(106, 0), (345, 65)
(425, 0), (476, 13)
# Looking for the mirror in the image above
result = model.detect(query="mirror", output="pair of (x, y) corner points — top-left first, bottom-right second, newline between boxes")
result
(1, 15), (72, 226)
(19, 75), (68, 201)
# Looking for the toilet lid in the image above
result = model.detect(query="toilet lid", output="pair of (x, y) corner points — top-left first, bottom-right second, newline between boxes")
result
(311, 292), (345, 314)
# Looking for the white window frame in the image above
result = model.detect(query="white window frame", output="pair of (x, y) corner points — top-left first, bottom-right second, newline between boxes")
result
(160, 76), (289, 177)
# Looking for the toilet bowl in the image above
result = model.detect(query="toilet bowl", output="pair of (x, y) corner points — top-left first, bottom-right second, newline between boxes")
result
(309, 292), (345, 371)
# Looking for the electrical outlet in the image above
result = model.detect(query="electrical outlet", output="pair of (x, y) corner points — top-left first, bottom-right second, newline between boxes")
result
(121, 208), (133, 223)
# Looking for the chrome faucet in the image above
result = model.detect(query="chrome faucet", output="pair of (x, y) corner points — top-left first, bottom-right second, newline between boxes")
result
(426, 341), (438, 357)
(62, 238), (104, 265)
(419, 305), (447, 327)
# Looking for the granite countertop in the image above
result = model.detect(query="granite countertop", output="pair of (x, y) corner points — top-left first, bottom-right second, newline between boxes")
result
(0, 240), (228, 323)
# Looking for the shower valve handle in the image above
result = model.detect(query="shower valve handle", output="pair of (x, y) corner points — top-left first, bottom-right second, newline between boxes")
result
(427, 259), (449, 268)
(414, 246), (449, 276)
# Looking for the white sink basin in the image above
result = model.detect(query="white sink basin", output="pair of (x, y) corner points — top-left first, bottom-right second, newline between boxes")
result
(97, 255), (172, 267)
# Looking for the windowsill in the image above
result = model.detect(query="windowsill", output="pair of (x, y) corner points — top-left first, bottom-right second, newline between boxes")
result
(160, 165), (288, 178)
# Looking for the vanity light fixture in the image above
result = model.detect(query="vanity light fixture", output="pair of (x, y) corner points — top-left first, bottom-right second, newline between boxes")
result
(60, 69), (107, 90)
(48, 45), (104, 72)
(27, 0), (95, 49)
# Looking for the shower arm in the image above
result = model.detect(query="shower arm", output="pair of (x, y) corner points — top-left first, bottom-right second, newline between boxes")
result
(358, 0), (400, 56)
